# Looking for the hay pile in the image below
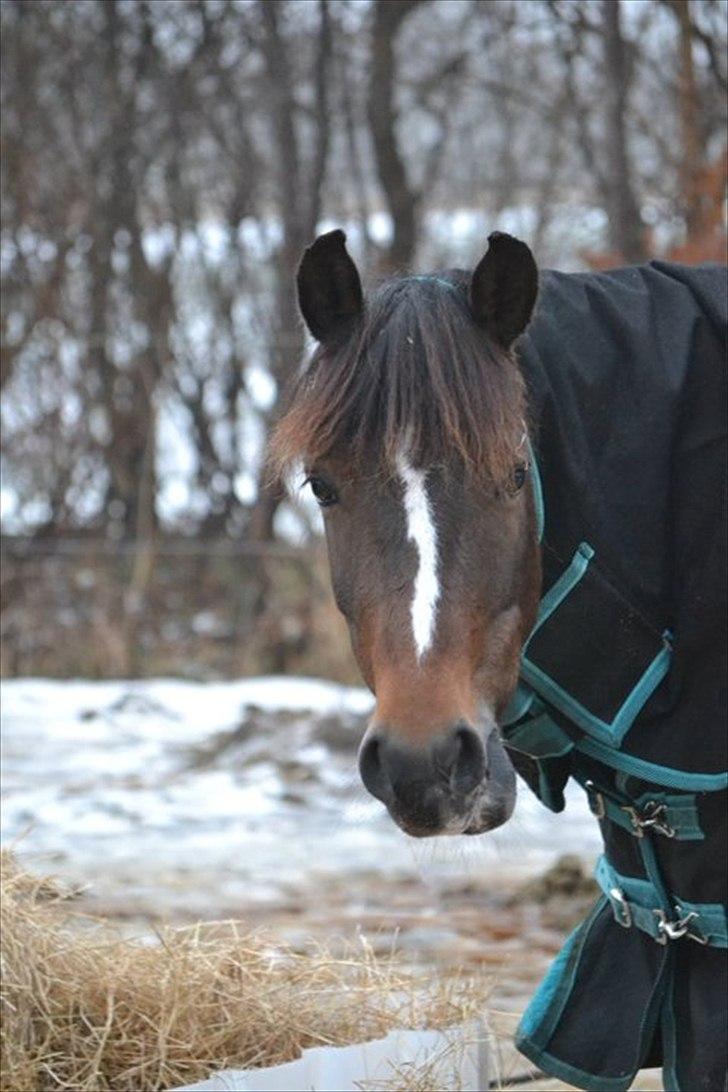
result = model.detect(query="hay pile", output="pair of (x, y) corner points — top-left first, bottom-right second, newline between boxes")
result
(0, 854), (490, 1092)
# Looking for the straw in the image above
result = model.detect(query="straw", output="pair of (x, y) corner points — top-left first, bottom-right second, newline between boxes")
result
(0, 853), (492, 1092)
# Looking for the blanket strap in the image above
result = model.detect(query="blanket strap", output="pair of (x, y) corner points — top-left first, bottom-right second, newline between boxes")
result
(594, 855), (728, 948)
(578, 776), (704, 841)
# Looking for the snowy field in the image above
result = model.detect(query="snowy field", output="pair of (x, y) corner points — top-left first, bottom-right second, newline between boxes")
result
(1, 677), (601, 922)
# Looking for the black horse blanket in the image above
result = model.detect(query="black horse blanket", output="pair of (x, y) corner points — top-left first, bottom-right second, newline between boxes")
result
(502, 262), (727, 1092)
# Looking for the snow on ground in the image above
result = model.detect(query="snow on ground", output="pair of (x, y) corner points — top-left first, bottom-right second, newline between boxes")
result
(1, 678), (601, 918)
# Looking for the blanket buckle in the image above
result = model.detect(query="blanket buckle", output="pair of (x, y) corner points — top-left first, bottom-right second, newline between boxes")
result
(622, 801), (676, 839)
(609, 886), (632, 928)
(584, 780), (605, 819)
(653, 907), (708, 945)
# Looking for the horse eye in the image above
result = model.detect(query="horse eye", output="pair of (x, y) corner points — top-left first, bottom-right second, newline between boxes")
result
(510, 463), (528, 494)
(307, 476), (338, 508)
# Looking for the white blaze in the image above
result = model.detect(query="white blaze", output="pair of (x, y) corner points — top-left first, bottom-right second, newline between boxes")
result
(397, 455), (440, 660)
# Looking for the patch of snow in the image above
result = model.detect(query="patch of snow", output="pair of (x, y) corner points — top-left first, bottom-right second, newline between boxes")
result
(1, 677), (600, 915)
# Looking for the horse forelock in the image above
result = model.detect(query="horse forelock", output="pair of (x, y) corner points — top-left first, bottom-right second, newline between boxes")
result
(270, 275), (526, 482)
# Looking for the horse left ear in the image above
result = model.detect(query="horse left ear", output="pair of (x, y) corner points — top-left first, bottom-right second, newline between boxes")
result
(297, 229), (363, 343)
(469, 232), (538, 350)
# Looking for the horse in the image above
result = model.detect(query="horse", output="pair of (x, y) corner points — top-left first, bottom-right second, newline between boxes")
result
(271, 228), (727, 1092)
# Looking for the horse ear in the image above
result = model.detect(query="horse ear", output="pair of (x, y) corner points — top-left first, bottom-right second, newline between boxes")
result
(469, 232), (538, 349)
(297, 229), (363, 343)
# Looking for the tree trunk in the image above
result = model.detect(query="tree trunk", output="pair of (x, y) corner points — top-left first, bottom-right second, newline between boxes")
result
(367, 0), (425, 273)
(95, 0), (160, 539)
(601, 0), (646, 262)
(670, 0), (702, 236)
(249, 0), (333, 543)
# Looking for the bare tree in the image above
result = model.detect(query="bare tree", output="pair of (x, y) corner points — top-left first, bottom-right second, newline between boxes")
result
(600, 0), (647, 262)
(2, 0), (725, 548)
(366, 0), (426, 272)
(249, 0), (335, 543)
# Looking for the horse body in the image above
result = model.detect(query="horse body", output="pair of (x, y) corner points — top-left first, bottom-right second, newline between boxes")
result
(510, 261), (727, 1092)
(275, 230), (727, 1091)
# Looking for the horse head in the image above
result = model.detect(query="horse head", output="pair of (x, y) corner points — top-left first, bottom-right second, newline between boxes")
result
(273, 229), (541, 838)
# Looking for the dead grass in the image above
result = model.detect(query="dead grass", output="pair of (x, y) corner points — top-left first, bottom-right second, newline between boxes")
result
(0, 853), (491, 1092)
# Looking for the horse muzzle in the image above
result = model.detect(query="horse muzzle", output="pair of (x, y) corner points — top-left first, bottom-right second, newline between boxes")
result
(357, 720), (516, 837)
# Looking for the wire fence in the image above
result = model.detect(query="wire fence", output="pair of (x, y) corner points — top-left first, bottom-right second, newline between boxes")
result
(1, 536), (357, 683)
(1, 537), (311, 557)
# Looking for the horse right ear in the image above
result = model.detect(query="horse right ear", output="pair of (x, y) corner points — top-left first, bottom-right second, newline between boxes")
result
(469, 232), (538, 350)
(297, 230), (363, 343)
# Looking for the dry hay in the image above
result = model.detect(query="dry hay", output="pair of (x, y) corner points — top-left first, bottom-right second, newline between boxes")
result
(0, 853), (491, 1092)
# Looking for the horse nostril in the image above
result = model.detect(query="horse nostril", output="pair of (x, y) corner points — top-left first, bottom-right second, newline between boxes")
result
(448, 725), (486, 795)
(358, 734), (393, 806)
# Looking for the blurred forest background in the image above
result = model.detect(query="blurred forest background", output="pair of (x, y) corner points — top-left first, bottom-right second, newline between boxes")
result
(2, 0), (726, 680)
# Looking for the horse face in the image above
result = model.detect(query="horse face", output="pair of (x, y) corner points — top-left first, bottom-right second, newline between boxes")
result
(310, 453), (540, 837)
(281, 229), (540, 838)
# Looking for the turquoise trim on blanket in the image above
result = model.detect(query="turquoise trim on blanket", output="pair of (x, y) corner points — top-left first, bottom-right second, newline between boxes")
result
(499, 456), (727, 794)
(516, 896), (639, 1091)
(517, 895), (606, 1045)
(501, 704), (573, 811)
(503, 712), (573, 759)
(576, 773), (705, 841)
(505, 413), (726, 1092)
(517, 541), (673, 747)
(518, 890), (676, 1091)
(501, 680), (536, 726)
(528, 541), (594, 628)
(520, 640), (671, 746)
(610, 790), (702, 841)
(606, 636), (672, 738)
(594, 855), (728, 947)
(670, 898), (728, 947)
(575, 734), (728, 791)
(515, 1037), (636, 1092)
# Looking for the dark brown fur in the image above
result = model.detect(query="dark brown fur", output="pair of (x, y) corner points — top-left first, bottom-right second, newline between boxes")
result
(271, 275), (527, 487)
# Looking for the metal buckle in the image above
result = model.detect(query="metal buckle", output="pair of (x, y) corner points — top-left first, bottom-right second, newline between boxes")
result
(622, 801), (676, 840)
(622, 805), (645, 838)
(653, 909), (670, 944)
(585, 780), (606, 819)
(609, 887), (632, 928)
(674, 905), (709, 945)
(639, 801), (677, 839)
(654, 907), (707, 944)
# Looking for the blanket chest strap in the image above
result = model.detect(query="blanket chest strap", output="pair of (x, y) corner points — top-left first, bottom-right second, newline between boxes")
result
(581, 778), (704, 841)
(594, 855), (728, 948)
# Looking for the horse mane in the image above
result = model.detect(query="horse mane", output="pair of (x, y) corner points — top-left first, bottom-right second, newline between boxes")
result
(271, 274), (526, 483)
